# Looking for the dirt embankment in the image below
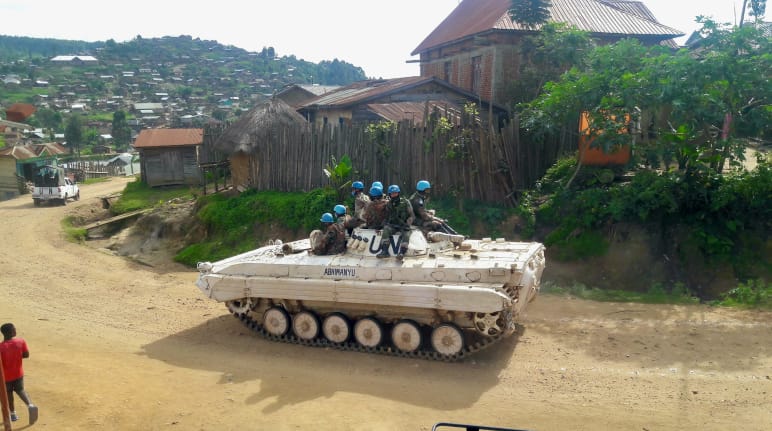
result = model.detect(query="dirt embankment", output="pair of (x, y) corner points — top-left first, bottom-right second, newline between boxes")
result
(1, 177), (770, 431)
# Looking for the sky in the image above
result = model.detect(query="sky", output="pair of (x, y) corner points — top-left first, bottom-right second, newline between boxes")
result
(0, 0), (753, 79)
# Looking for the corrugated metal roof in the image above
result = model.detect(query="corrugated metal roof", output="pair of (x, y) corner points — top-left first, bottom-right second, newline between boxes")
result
(0, 142), (68, 160)
(412, 0), (684, 55)
(299, 84), (341, 96)
(132, 128), (203, 148)
(301, 76), (433, 108)
(599, 0), (657, 21)
(365, 101), (465, 126)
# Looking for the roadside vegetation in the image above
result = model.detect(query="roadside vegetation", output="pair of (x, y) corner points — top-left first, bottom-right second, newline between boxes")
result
(61, 216), (87, 243)
(110, 179), (196, 214)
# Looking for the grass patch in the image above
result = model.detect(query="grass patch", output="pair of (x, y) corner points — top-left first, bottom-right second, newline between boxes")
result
(174, 187), (338, 266)
(61, 216), (87, 243)
(541, 281), (700, 305)
(111, 178), (195, 214)
(713, 279), (771, 309)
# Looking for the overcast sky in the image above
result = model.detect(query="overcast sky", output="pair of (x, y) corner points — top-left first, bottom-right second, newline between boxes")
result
(0, 0), (751, 78)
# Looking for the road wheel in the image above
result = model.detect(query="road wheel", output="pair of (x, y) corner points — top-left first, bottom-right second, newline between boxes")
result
(74, 191), (80, 201)
(391, 320), (422, 352)
(292, 310), (320, 341)
(430, 323), (464, 356)
(354, 317), (383, 348)
(322, 313), (351, 344)
(262, 307), (290, 336)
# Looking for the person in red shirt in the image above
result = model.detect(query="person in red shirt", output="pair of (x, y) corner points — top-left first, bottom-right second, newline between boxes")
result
(1, 323), (37, 424)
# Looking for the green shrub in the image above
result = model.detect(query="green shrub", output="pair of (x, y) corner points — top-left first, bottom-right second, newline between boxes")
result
(716, 279), (771, 309)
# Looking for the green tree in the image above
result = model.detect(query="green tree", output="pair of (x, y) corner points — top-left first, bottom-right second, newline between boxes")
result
(741, 0), (767, 26)
(211, 109), (228, 122)
(509, 22), (592, 105)
(521, 20), (770, 181)
(33, 107), (63, 131)
(508, 0), (552, 30)
(64, 114), (83, 158)
(111, 110), (132, 151)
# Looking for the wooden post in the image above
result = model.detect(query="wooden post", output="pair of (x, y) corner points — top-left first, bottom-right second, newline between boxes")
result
(0, 354), (12, 431)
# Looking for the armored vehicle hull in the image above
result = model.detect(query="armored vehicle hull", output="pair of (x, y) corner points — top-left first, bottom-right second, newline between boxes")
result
(196, 228), (545, 361)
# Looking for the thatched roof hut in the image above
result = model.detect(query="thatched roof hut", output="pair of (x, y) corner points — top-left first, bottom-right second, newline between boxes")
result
(215, 98), (310, 190)
(215, 98), (309, 154)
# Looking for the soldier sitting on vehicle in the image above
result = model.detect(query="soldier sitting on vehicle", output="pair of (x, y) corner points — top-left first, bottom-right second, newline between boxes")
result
(351, 181), (370, 225)
(376, 185), (415, 261)
(334, 204), (359, 236)
(311, 212), (347, 255)
(363, 186), (388, 229)
(409, 180), (446, 233)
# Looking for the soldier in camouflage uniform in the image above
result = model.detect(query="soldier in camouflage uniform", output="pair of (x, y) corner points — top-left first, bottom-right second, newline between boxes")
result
(363, 185), (388, 229)
(409, 180), (444, 232)
(351, 181), (369, 225)
(312, 212), (347, 255)
(377, 185), (415, 260)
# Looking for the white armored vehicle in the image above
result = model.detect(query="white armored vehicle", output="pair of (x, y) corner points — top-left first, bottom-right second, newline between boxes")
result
(196, 228), (545, 361)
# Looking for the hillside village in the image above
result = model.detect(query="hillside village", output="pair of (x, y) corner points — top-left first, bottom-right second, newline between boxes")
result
(0, 0), (754, 202)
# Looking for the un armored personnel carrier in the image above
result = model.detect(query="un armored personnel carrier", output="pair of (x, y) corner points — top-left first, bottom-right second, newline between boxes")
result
(196, 228), (545, 361)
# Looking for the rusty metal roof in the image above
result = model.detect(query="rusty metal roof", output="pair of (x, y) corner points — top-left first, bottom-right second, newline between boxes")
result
(412, 0), (684, 55)
(365, 101), (465, 126)
(6, 103), (36, 117)
(0, 142), (68, 160)
(300, 76), (435, 109)
(132, 128), (203, 148)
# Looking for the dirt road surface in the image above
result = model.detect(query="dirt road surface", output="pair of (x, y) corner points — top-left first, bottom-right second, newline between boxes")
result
(1, 177), (770, 431)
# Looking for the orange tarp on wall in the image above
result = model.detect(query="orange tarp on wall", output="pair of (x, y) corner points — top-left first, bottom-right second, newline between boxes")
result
(578, 112), (631, 166)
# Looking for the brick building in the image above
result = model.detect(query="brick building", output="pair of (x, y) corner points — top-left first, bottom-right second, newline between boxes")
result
(411, 0), (683, 108)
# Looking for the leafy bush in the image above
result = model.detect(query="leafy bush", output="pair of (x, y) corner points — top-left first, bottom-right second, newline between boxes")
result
(533, 157), (771, 267)
(715, 279), (771, 309)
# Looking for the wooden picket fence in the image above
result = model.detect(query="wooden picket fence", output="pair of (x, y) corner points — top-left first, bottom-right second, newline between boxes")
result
(201, 119), (575, 205)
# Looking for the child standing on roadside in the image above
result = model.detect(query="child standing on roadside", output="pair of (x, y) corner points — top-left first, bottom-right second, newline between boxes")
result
(1, 323), (37, 424)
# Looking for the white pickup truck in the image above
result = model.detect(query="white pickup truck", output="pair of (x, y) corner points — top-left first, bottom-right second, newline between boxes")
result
(32, 165), (80, 206)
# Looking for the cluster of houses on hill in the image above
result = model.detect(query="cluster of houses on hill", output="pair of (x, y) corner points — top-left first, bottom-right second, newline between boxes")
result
(2, 0), (689, 198)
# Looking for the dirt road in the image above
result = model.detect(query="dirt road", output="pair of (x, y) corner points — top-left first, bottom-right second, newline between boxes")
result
(1, 177), (770, 431)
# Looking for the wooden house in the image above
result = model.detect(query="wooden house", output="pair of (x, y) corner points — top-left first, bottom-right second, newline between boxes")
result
(0, 154), (20, 201)
(297, 76), (506, 128)
(133, 128), (203, 187)
(412, 0), (684, 107)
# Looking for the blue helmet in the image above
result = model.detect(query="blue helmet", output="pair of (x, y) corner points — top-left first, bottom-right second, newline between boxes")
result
(352, 181), (364, 190)
(387, 184), (400, 194)
(320, 212), (334, 223)
(417, 180), (431, 192)
(372, 181), (383, 189)
(333, 204), (347, 216)
(369, 186), (383, 197)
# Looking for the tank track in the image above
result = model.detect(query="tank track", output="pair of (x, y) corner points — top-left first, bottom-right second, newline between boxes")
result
(232, 311), (507, 362)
